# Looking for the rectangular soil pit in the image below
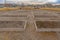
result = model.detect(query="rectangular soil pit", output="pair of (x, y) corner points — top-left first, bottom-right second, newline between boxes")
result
(34, 15), (59, 18)
(0, 15), (27, 17)
(0, 13), (28, 21)
(34, 14), (60, 21)
(0, 21), (27, 31)
(0, 11), (29, 16)
(35, 21), (60, 32)
(0, 17), (27, 21)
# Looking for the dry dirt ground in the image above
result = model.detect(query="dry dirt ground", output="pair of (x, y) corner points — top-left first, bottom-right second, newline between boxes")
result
(0, 10), (60, 40)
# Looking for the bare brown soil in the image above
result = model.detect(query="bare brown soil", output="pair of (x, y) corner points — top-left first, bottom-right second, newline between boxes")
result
(36, 21), (60, 28)
(0, 21), (25, 28)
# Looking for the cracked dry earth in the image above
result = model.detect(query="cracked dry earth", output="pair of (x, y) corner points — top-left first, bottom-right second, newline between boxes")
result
(0, 10), (59, 40)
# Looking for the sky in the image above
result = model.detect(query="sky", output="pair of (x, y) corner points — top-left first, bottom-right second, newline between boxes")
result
(0, 0), (4, 3)
(0, 0), (60, 4)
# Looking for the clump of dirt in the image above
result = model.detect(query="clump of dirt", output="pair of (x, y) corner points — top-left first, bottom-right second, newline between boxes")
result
(36, 21), (60, 28)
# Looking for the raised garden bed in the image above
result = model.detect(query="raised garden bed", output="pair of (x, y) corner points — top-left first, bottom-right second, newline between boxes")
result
(0, 12), (28, 31)
(0, 21), (27, 31)
(35, 21), (60, 32)
(34, 14), (60, 32)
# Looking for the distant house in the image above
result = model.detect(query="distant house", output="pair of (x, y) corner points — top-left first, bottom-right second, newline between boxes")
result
(0, 3), (17, 8)
(0, 4), (4, 8)
(5, 4), (17, 7)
